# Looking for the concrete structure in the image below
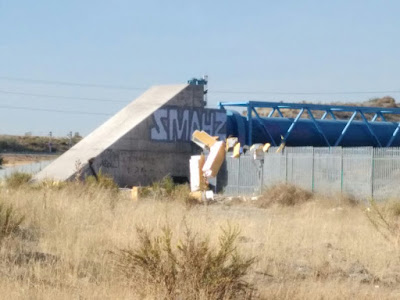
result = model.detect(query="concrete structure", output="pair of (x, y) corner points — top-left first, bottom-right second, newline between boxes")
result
(34, 84), (227, 186)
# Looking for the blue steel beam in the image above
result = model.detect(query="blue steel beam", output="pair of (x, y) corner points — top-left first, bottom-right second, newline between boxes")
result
(252, 108), (277, 146)
(359, 111), (382, 147)
(379, 112), (387, 122)
(267, 108), (276, 117)
(371, 112), (386, 122)
(219, 101), (400, 116)
(387, 123), (400, 147)
(247, 104), (253, 146)
(321, 110), (336, 120)
(334, 111), (357, 146)
(283, 108), (304, 143)
(228, 110), (247, 146)
(276, 108), (284, 117)
(276, 107), (283, 118)
(218, 100), (400, 147)
(306, 108), (331, 146)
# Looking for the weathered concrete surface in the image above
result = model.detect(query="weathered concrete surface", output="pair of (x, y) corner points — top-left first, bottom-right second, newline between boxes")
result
(34, 84), (227, 186)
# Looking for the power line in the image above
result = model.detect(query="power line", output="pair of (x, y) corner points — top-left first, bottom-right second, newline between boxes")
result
(0, 104), (112, 116)
(0, 76), (147, 91)
(0, 89), (130, 103)
(1, 75), (399, 95)
(211, 89), (400, 95)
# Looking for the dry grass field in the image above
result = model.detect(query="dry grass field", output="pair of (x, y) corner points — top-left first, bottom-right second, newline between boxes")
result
(0, 134), (82, 153)
(0, 176), (400, 299)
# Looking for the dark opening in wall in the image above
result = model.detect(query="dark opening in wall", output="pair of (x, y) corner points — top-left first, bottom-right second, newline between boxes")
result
(171, 176), (189, 184)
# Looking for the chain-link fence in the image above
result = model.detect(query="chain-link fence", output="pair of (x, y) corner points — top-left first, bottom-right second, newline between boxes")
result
(218, 147), (400, 200)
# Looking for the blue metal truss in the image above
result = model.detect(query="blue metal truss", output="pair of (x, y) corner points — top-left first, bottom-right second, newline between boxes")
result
(218, 101), (400, 147)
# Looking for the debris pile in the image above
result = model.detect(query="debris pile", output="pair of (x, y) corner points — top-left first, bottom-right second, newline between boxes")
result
(131, 130), (282, 203)
(189, 130), (275, 202)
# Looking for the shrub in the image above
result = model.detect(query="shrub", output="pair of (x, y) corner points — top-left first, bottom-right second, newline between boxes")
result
(386, 200), (400, 217)
(85, 169), (119, 191)
(336, 193), (358, 206)
(151, 175), (176, 198)
(365, 199), (400, 243)
(36, 179), (68, 190)
(0, 202), (24, 243)
(113, 225), (255, 299)
(256, 183), (313, 208)
(0, 155), (3, 167)
(172, 184), (200, 206)
(5, 172), (32, 188)
(149, 176), (197, 205)
(319, 193), (359, 207)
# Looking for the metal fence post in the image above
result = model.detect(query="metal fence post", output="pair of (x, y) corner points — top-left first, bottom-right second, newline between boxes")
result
(340, 147), (344, 194)
(311, 148), (315, 192)
(285, 150), (288, 183)
(371, 148), (375, 199)
(260, 158), (264, 194)
(237, 156), (240, 196)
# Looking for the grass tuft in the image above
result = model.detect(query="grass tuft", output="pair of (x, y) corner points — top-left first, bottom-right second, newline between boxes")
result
(0, 202), (24, 243)
(386, 200), (400, 217)
(256, 183), (313, 208)
(85, 169), (119, 191)
(365, 199), (400, 243)
(5, 172), (32, 188)
(151, 175), (176, 198)
(113, 224), (255, 299)
(149, 175), (199, 206)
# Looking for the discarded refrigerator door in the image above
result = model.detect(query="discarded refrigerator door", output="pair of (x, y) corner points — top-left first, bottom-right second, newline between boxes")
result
(190, 154), (206, 192)
(191, 130), (219, 149)
(202, 141), (226, 178)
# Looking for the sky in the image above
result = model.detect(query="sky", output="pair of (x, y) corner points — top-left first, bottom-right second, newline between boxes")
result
(1, 0), (400, 137)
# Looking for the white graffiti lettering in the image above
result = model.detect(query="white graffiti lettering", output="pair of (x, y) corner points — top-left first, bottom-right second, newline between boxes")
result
(189, 110), (201, 139)
(150, 109), (168, 140)
(150, 107), (226, 142)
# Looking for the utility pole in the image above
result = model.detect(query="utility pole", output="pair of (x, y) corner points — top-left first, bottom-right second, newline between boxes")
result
(68, 131), (73, 148)
(203, 74), (208, 106)
(48, 131), (53, 153)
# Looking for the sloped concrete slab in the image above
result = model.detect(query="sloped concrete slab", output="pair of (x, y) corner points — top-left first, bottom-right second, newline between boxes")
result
(33, 84), (227, 186)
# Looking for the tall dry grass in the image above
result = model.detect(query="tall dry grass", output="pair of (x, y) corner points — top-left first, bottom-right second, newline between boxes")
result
(0, 179), (399, 299)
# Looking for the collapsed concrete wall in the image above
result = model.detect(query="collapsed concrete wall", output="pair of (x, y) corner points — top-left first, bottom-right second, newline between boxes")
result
(34, 84), (227, 187)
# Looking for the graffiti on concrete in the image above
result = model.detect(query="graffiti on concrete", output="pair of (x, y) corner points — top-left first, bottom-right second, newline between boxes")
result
(100, 149), (119, 168)
(150, 107), (226, 142)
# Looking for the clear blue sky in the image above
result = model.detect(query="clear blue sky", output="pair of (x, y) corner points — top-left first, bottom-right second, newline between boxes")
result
(1, 0), (399, 136)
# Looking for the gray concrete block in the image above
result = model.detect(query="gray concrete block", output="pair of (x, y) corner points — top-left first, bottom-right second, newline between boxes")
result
(33, 83), (226, 187)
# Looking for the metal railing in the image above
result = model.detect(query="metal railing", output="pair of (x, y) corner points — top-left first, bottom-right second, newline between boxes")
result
(218, 147), (400, 200)
(219, 101), (400, 147)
